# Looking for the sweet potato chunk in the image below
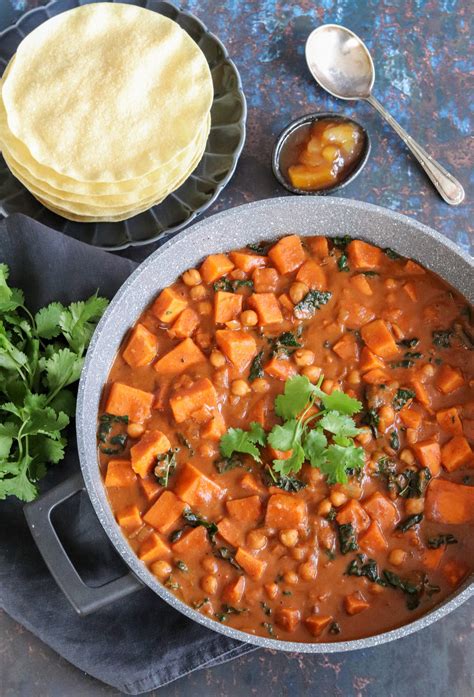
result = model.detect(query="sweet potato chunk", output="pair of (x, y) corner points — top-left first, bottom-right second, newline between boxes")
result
(116, 505), (143, 534)
(105, 459), (136, 488)
(440, 436), (473, 472)
(275, 607), (301, 632)
(347, 240), (381, 269)
(168, 308), (199, 339)
(200, 254), (234, 283)
(404, 259), (425, 275)
(308, 236), (329, 258)
(362, 368), (390, 385)
(362, 491), (398, 531)
(105, 382), (154, 423)
(122, 323), (159, 367)
(222, 576), (246, 605)
(252, 267), (279, 293)
(268, 235), (305, 274)
(265, 494), (307, 528)
(403, 281), (417, 302)
(296, 259), (327, 290)
(413, 436), (441, 475)
(153, 338), (206, 375)
(305, 615), (332, 637)
(201, 412), (226, 441)
(359, 346), (385, 373)
(235, 547), (267, 580)
(240, 472), (265, 494)
(139, 477), (162, 503)
(264, 356), (297, 381)
(138, 532), (171, 563)
(229, 250), (267, 273)
(411, 378), (432, 409)
(215, 329), (257, 372)
(361, 319), (399, 358)
(436, 364), (465, 394)
(344, 301), (375, 330)
(425, 478), (474, 524)
(436, 406), (463, 436)
(226, 495), (262, 523)
(169, 378), (218, 424)
(332, 333), (359, 361)
(359, 521), (388, 555)
(174, 462), (224, 506)
(131, 430), (171, 478)
(336, 500), (370, 532)
(248, 293), (284, 325)
(217, 517), (243, 548)
(344, 591), (369, 615)
(399, 406), (423, 430)
(350, 274), (373, 296)
(421, 547), (444, 571)
(171, 525), (211, 556)
(143, 491), (186, 533)
(152, 287), (188, 323)
(214, 291), (243, 324)
(442, 558), (469, 587)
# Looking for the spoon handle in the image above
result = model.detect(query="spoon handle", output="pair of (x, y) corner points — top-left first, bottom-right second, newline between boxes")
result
(366, 95), (465, 206)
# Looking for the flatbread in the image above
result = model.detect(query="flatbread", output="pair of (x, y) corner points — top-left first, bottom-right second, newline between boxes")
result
(2, 3), (213, 182)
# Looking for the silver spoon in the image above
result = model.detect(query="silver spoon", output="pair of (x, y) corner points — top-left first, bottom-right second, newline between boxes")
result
(305, 24), (465, 205)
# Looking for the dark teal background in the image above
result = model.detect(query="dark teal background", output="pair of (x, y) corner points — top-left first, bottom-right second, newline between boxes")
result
(1, 1), (473, 695)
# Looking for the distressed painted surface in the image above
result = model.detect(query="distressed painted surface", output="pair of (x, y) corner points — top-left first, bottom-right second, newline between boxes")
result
(0, 1), (473, 695)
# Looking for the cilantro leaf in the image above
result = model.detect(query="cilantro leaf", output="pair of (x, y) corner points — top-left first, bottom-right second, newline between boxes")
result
(268, 420), (299, 452)
(318, 390), (362, 415)
(220, 421), (266, 462)
(319, 443), (365, 484)
(303, 428), (327, 466)
(318, 411), (361, 437)
(0, 422), (17, 458)
(39, 348), (84, 392)
(273, 441), (305, 476)
(59, 294), (108, 354)
(35, 302), (65, 339)
(275, 375), (315, 420)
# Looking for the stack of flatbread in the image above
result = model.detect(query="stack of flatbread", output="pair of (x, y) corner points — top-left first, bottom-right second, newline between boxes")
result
(0, 3), (213, 222)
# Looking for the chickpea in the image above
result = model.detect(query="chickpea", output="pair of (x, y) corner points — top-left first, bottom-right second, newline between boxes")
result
(279, 528), (299, 548)
(405, 498), (424, 515)
(231, 379), (250, 396)
(356, 427), (372, 445)
(294, 349), (315, 367)
(201, 557), (218, 574)
(378, 405), (395, 430)
(190, 284), (207, 301)
(369, 582), (384, 595)
(247, 530), (267, 550)
(291, 545), (307, 561)
(264, 582), (279, 600)
(241, 310), (258, 326)
(388, 548), (407, 567)
(321, 378), (334, 394)
(406, 428), (418, 444)
(127, 422), (145, 439)
(299, 561), (318, 581)
(347, 370), (361, 386)
(199, 442), (217, 458)
(289, 281), (309, 305)
(182, 268), (202, 286)
(283, 570), (299, 585)
(342, 481), (363, 499)
(317, 499), (332, 517)
(226, 320), (241, 330)
(384, 278), (397, 290)
(302, 365), (322, 383)
(197, 301), (212, 316)
(400, 448), (415, 465)
(231, 269), (246, 280)
(419, 363), (435, 381)
(201, 574), (218, 595)
(252, 377), (270, 393)
(210, 350), (226, 368)
(322, 145), (339, 162)
(330, 490), (348, 508)
(151, 560), (172, 581)
(196, 331), (211, 349)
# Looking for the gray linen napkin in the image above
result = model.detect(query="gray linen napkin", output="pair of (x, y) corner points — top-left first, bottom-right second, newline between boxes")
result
(0, 213), (254, 694)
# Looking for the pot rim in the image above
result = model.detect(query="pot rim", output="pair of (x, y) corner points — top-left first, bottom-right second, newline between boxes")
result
(77, 196), (474, 653)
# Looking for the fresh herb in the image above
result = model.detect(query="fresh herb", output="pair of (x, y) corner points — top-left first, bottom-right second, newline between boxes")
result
(262, 467), (306, 492)
(165, 577), (180, 591)
(213, 278), (254, 293)
(390, 359), (415, 369)
(248, 350), (264, 382)
(392, 388), (415, 411)
(169, 528), (185, 543)
(222, 604), (248, 615)
(337, 253), (350, 272)
(398, 338), (419, 348)
(432, 330), (453, 348)
(383, 570), (419, 608)
(324, 548), (336, 560)
(338, 522), (358, 555)
(361, 271), (379, 277)
(384, 247), (401, 260)
(0, 264), (108, 501)
(362, 408), (379, 437)
(326, 507), (337, 521)
(294, 290), (332, 319)
(268, 329), (302, 358)
(282, 590), (292, 596)
(214, 546), (242, 570)
(220, 421), (266, 462)
(98, 415), (129, 454)
(396, 513), (423, 532)
(397, 468), (431, 498)
(427, 533), (458, 549)
(260, 601), (272, 616)
(404, 351), (423, 359)
(247, 242), (271, 256)
(175, 560), (188, 572)
(214, 612), (228, 622)
(329, 621), (341, 635)
(346, 554), (384, 584)
(389, 430), (400, 451)
(193, 598), (209, 609)
(154, 448), (178, 487)
(214, 453), (245, 474)
(182, 508), (218, 543)
(177, 432), (194, 456)
(332, 236), (351, 249)
(261, 621), (274, 636)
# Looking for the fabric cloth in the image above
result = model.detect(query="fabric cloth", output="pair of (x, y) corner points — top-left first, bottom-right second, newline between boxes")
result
(0, 214), (254, 694)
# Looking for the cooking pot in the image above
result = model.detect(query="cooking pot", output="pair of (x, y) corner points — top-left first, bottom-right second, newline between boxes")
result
(25, 196), (474, 653)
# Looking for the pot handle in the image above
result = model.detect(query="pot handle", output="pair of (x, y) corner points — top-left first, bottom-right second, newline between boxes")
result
(24, 471), (144, 615)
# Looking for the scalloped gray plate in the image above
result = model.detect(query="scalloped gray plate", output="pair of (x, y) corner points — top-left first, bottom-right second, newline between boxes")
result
(0, 0), (246, 250)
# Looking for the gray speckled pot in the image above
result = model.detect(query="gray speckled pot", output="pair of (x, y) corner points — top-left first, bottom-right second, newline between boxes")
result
(76, 196), (473, 652)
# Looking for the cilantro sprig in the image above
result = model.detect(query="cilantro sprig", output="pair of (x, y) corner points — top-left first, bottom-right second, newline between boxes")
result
(219, 374), (364, 485)
(0, 264), (108, 501)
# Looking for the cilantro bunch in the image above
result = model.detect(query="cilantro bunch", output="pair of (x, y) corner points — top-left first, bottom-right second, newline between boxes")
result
(0, 264), (108, 501)
(220, 375), (365, 484)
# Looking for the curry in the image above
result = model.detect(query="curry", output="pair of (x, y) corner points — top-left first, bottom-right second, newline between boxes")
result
(98, 233), (473, 643)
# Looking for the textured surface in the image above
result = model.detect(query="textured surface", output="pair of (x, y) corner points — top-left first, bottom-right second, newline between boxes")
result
(1, 0), (473, 695)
